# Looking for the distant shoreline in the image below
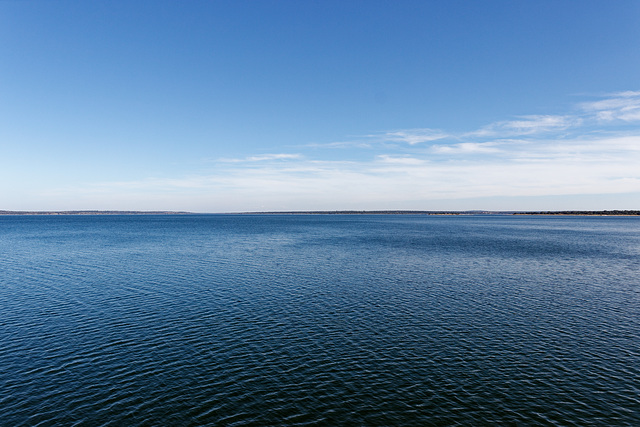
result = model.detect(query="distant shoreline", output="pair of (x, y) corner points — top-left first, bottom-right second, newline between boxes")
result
(1, 210), (638, 216)
(512, 210), (640, 216)
(0, 210), (193, 216)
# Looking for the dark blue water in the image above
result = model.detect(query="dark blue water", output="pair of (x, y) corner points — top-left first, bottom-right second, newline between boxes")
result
(1, 214), (639, 425)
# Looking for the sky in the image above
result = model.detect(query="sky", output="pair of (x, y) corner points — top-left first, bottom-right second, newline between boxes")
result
(2, 0), (640, 212)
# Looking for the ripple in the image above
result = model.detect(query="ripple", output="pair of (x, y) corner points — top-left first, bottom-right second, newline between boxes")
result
(1, 215), (639, 425)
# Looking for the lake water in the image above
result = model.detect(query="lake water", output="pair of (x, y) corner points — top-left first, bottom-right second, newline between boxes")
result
(1, 214), (639, 425)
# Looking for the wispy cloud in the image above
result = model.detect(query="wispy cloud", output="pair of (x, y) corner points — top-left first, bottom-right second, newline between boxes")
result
(305, 140), (374, 149)
(470, 115), (580, 138)
(49, 92), (640, 211)
(431, 142), (502, 154)
(60, 132), (640, 209)
(246, 153), (302, 161)
(304, 128), (448, 150)
(219, 153), (302, 162)
(580, 91), (640, 122)
(376, 155), (426, 165)
(378, 128), (449, 145)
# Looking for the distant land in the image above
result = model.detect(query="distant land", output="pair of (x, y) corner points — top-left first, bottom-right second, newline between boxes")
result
(1, 210), (639, 216)
(0, 210), (193, 215)
(246, 210), (640, 215)
(513, 210), (640, 216)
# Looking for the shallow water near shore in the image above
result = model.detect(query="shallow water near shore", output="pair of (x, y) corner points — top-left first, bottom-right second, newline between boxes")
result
(1, 214), (639, 425)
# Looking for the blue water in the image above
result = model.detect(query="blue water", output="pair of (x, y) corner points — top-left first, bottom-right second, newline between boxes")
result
(1, 214), (639, 425)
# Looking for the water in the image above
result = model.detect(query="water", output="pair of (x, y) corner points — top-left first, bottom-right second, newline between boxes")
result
(1, 214), (638, 425)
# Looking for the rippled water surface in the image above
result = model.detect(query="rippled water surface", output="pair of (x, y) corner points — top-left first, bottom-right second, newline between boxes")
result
(1, 214), (639, 425)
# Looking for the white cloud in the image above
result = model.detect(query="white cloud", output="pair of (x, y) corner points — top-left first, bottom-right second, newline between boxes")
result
(313, 129), (448, 149)
(431, 142), (502, 154)
(246, 153), (302, 161)
(378, 128), (449, 145)
(219, 153), (302, 162)
(42, 92), (640, 211)
(54, 131), (640, 211)
(470, 115), (579, 137)
(305, 141), (373, 149)
(580, 91), (640, 122)
(376, 155), (426, 165)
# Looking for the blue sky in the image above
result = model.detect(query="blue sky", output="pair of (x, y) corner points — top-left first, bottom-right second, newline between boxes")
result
(2, 0), (640, 212)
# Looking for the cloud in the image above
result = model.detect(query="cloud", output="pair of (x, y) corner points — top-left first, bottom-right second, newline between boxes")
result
(246, 153), (302, 161)
(376, 155), (426, 165)
(305, 140), (373, 149)
(378, 128), (449, 145)
(580, 91), (640, 122)
(470, 115), (579, 137)
(219, 153), (302, 162)
(59, 130), (640, 212)
(45, 91), (640, 211)
(303, 129), (448, 150)
(431, 142), (502, 154)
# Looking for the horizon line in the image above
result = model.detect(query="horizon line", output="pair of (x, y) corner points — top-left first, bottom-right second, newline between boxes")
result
(1, 209), (639, 216)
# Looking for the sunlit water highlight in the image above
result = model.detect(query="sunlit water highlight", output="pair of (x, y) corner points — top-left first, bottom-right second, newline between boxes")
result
(1, 214), (639, 425)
